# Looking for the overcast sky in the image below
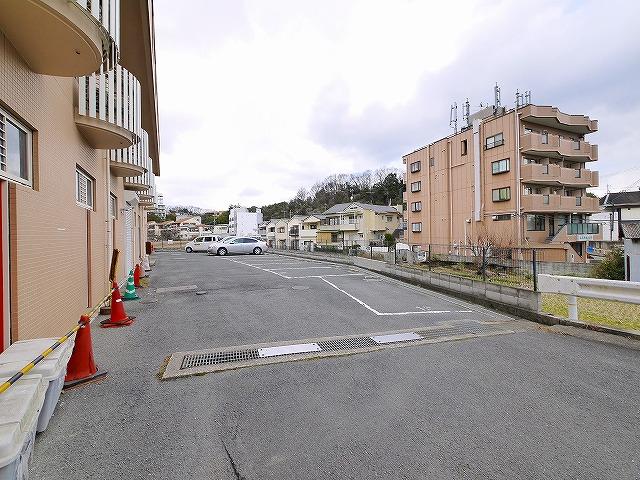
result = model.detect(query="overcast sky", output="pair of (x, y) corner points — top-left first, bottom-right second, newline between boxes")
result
(154, 0), (640, 210)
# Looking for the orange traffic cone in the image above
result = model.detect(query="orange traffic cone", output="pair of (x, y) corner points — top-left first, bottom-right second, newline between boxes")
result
(100, 282), (135, 328)
(134, 264), (143, 288)
(64, 315), (108, 388)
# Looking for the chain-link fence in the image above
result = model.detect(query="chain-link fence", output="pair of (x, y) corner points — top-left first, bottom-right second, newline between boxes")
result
(403, 244), (541, 290)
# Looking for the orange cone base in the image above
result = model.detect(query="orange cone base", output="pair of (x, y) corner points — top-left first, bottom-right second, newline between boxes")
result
(64, 368), (107, 389)
(99, 317), (134, 328)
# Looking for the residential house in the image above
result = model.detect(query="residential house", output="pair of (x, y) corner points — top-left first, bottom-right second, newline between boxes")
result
(404, 102), (600, 262)
(258, 221), (268, 239)
(0, 0), (160, 346)
(597, 191), (640, 243)
(274, 219), (289, 249)
(316, 203), (402, 248)
(265, 220), (279, 247)
(212, 224), (229, 235)
(286, 215), (308, 250)
(300, 214), (325, 250)
(621, 223), (640, 281)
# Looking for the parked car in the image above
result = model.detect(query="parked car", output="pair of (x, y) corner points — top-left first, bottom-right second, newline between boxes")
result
(207, 236), (268, 256)
(185, 235), (224, 253)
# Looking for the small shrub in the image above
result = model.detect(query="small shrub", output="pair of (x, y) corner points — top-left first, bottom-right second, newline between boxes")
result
(591, 246), (625, 280)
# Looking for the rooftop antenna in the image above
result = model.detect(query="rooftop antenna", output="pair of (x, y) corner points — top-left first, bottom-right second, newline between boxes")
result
(515, 89), (523, 108)
(449, 102), (458, 133)
(524, 90), (532, 105)
(494, 83), (501, 110)
(462, 98), (470, 126)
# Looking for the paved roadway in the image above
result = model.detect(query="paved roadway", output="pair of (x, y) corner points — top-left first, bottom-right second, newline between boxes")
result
(32, 251), (640, 479)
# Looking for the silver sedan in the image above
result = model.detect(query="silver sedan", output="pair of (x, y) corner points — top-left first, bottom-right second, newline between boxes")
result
(207, 236), (268, 256)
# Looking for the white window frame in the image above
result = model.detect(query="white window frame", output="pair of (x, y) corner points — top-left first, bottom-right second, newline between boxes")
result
(411, 222), (422, 232)
(491, 158), (510, 174)
(76, 167), (94, 210)
(411, 201), (422, 212)
(410, 161), (421, 173)
(410, 181), (421, 192)
(109, 193), (118, 219)
(0, 107), (33, 187)
(485, 132), (504, 150)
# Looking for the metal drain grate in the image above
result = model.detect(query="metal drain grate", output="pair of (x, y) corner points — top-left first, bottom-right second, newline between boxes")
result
(317, 337), (378, 351)
(180, 349), (259, 369)
(165, 321), (513, 378)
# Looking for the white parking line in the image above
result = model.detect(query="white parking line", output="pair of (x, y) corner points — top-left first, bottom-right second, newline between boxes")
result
(288, 273), (365, 279)
(319, 278), (472, 316)
(228, 258), (291, 278)
(269, 266), (338, 271)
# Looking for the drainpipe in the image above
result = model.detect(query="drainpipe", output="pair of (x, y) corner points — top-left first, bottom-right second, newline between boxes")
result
(448, 140), (453, 244)
(105, 151), (112, 290)
(514, 107), (522, 245)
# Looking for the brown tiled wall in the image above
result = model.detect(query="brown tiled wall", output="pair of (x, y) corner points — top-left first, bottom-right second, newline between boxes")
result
(0, 32), (120, 340)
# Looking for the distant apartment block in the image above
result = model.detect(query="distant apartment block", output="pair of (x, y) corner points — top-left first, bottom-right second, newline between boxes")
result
(403, 104), (600, 262)
(155, 193), (166, 219)
(229, 207), (263, 236)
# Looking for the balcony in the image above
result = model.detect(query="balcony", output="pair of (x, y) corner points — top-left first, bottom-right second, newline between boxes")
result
(521, 194), (600, 213)
(76, 65), (141, 150)
(289, 228), (299, 237)
(519, 105), (597, 135)
(300, 228), (318, 239)
(318, 221), (360, 232)
(520, 133), (597, 162)
(521, 164), (599, 188)
(124, 149), (151, 191)
(111, 129), (148, 179)
(550, 223), (603, 244)
(0, 0), (119, 76)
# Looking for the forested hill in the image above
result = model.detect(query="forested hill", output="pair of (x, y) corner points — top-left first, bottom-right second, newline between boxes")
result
(260, 168), (404, 220)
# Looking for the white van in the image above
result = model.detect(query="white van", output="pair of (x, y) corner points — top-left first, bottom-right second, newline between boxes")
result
(185, 235), (223, 253)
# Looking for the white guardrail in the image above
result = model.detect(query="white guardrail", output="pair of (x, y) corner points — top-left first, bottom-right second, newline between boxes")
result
(538, 274), (640, 321)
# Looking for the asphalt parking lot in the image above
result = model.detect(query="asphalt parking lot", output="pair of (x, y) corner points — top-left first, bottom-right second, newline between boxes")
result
(32, 251), (640, 479)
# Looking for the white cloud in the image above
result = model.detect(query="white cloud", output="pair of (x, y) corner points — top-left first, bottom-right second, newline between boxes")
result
(154, 0), (640, 210)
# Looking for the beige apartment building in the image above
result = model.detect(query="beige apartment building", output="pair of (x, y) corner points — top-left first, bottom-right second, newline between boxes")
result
(0, 0), (159, 348)
(403, 104), (600, 262)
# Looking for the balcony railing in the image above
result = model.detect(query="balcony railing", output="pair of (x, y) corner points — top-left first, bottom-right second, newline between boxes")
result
(567, 223), (599, 235)
(112, 129), (148, 180)
(76, 65), (142, 150)
(521, 164), (599, 187)
(521, 194), (600, 213)
(318, 221), (360, 232)
(520, 133), (598, 161)
(519, 105), (598, 135)
(0, 0), (119, 76)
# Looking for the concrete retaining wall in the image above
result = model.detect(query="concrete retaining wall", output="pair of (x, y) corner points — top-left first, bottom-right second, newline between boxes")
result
(273, 251), (542, 319)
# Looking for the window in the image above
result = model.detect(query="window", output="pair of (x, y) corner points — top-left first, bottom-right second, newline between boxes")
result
(410, 181), (421, 192)
(524, 127), (533, 134)
(411, 222), (422, 232)
(493, 214), (511, 221)
(541, 131), (548, 144)
(0, 108), (32, 185)
(277, 227), (285, 233)
(461, 139), (468, 155)
(76, 168), (94, 209)
(386, 216), (393, 222)
(526, 215), (545, 231)
(410, 161), (421, 173)
(491, 158), (510, 174)
(194, 237), (203, 243)
(429, 158), (435, 167)
(492, 187), (510, 202)
(411, 201), (422, 212)
(543, 194), (550, 205)
(575, 196), (582, 206)
(204, 237), (212, 242)
(485, 132), (504, 149)
(310, 224), (317, 230)
(109, 193), (117, 218)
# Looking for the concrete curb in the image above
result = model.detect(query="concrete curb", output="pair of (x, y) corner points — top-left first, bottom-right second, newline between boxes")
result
(271, 251), (640, 342)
